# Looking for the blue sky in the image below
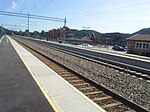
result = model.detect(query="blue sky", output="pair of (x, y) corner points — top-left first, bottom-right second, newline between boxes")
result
(0, 0), (150, 33)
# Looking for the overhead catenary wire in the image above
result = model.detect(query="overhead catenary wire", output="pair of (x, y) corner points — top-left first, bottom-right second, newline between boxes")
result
(0, 10), (64, 22)
(21, 0), (29, 13)
(68, 1), (150, 20)
(34, 0), (55, 14)
(2, 24), (26, 28)
(0, 11), (64, 21)
(0, 10), (66, 32)
(28, 0), (43, 13)
(60, 0), (116, 17)
(20, 0), (26, 13)
(2, 24), (27, 31)
(0, 13), (63, 22)
(19, 20), (39, 25)
(0, 12), (27, 18)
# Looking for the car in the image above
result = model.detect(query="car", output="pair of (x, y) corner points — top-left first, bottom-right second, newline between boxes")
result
(121, 45), (127, 50)
(112, 45), (125, 51)
(78, 43), (92, 47)
(58, 40), (66, 43)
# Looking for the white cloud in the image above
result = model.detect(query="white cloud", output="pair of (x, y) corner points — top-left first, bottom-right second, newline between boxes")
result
(11, 1), (17, 10)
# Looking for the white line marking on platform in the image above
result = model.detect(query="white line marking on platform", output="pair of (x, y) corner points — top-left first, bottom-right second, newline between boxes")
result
(6, 37), (9, 43)
(0, 36), (4, 44)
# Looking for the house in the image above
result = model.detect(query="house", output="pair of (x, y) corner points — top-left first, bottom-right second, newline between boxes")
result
(47, 27), (73, 40)
(82, 32), (96, 41)
(127, 34), (150, 56)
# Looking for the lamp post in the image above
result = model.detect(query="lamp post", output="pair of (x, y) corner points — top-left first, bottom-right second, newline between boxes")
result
(82, 26), (90, 44)
(106, 37), (111, 51)
(83, 26), (90, 30)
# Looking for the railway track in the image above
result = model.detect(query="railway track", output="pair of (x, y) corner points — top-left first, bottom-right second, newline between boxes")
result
(13, 36), (150, 81)
(14, 37), (149, 112)
(48, 44), (150, 81)
(28, 37), (150, 74)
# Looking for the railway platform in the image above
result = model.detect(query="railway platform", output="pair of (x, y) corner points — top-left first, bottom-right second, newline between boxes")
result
(0, 35), (106, 112)
(0, 36), (54, 112)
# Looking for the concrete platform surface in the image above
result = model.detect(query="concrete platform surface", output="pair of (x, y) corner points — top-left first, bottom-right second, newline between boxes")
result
(0, 35), (54, 112)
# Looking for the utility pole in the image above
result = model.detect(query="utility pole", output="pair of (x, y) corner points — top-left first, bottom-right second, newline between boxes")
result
(63, 17), (66, 39)
(27, 12), (29, 31)
(15, 25), (16, 31)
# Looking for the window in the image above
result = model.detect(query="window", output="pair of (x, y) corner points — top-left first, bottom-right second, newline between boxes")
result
(136, 42), (141, 49)
(139, 43), (142, 48)
(142, 43), (149, 50)
(136, 43), (139, 48)
(143, 43), (146, 49)
(136, 42), (150, 50)
(146, 43), (149, 50)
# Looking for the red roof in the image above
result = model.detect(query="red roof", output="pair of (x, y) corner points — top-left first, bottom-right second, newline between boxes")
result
(127, 34), (150, 41)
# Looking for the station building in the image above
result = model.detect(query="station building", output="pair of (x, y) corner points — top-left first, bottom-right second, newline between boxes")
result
(127, 34), (150, 56)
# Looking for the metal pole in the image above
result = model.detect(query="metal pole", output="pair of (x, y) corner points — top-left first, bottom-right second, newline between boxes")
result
(64, 17), (66, 39)
(28, 12), (29, 31)
(15, 25), (16, 31)
(107, 38), (109, 51)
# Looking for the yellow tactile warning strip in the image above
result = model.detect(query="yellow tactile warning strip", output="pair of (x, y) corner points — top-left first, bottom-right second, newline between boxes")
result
(19, 61), (59, 112)
(8, 36), (59, 112)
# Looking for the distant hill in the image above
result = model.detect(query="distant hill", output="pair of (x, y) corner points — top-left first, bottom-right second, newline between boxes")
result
(71, 29), (131, 45)
(72, 27), (150, 45)
(101, 32), (131, 45)
(71, 29), (102, 38)
(0, 26), (12, 36)
(2, 26), (150, 46)
(133, 28), (150, 35)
